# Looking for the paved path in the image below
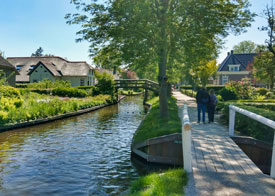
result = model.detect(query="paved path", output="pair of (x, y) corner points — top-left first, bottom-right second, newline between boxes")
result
(173, 91), (275, 196)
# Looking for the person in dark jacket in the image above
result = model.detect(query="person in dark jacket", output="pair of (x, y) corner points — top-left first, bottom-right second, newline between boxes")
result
(208, 89), (218, 123)
(196, 87), (210, 124)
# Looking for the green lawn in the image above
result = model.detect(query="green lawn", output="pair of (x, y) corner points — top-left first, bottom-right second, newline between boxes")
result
(127, 169), (187, 196)
(132, 96), (181, 144)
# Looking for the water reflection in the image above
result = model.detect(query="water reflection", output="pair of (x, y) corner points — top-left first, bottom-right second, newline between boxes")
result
(0, 96), (145, 196)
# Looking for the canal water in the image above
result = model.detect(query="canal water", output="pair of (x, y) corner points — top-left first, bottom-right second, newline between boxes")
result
(0, 96), (148, 196)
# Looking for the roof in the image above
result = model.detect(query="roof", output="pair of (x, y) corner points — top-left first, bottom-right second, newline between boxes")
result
(218, 51), (258, 72)
(7, 56), (94, 82)
(0, 55), (19, 74)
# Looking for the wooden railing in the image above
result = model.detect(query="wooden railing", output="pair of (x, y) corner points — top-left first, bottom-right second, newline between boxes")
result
(182, 104), (192, 173)
(229, 105), (275, 178)
(115, 79), (159, 93)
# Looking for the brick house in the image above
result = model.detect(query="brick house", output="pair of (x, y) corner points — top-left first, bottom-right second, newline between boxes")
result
(215, 51), (257, 85)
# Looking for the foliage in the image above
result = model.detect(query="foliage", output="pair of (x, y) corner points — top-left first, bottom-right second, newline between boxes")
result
(220, 102), (275, 144)
(66, 0), (255, 118)
(218, 88), (238, 101)
(180, 89), (196, 98)
(0, 93), (114, 126)
(0, 70), (7, 85)
(27, 79), (71, 89)
(233, 40), (258, 53)
(224, 81), (257, 100)
(132, 96), (181, 144)
(31, 47), (44, 57)
(0, 86), (21, 98)
(253, 51), (275, 89)
(256, 88), (269, 96)
(128, 169), (187, 196)
(95, 71), (115, 96)
(190, 59), (218, 87)
(52, 87), (88, 98)
(121, 70), (138, 80)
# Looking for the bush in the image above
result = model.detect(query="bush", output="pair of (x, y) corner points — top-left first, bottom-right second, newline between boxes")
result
(52, 87), (88, 98)
(257, 88), (269, 96)
(95, 71), (115, 96)
(27, 79), (71, 89)
(0, 86), (21, 98)
(218, 88), (238, 101)
(221, 102), (274, 144)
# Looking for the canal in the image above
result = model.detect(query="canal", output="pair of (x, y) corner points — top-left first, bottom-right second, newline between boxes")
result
(0, 96), (147, 196)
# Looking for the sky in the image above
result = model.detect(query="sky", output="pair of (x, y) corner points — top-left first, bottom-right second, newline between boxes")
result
(0, 0), (273, 65)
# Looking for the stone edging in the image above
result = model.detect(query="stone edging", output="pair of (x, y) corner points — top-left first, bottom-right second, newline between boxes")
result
(0, 96), (126, 133)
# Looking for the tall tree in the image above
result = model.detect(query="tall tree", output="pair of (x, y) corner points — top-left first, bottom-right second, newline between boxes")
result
(31, 47), (44, 57)
(233, 40), (258, 53)
(66, 0), (254, 118)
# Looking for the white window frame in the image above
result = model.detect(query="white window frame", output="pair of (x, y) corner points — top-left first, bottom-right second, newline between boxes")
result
(222, 75), (228, 85)
(228, 64), (240, 72)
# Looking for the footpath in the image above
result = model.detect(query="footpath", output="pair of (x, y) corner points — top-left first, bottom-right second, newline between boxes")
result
(173, 91), (275, 196)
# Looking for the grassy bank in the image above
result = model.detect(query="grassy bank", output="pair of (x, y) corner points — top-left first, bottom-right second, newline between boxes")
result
(127, 169), (187, 196)
(0, 91), (115, 126)
(132, 96), (181, 144)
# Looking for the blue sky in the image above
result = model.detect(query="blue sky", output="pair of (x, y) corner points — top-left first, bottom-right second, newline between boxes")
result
(0, 0), (272, 65)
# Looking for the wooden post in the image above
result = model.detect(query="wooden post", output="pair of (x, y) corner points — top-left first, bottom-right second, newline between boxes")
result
(271, 133), (275, 178)
(229, 105), (235, 137)
(182, 105), (192, 173)
(143, 81), (148, 104)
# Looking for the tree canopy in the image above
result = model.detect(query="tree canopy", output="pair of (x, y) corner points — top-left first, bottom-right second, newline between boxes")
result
(66, 0), (254, 117)
(233, 40), (258, 53)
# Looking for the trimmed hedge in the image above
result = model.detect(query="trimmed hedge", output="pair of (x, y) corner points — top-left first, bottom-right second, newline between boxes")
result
(52, 87), (88, 98)
(221, 102), (275, 144)
(180, 85), (225, 92)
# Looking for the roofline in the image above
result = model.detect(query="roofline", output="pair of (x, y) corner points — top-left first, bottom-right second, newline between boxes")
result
(7, 56), (92, 66)
(27, 61), (56, 77)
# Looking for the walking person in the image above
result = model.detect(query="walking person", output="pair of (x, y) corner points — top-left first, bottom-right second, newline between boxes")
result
(208, 89), (218, 123)
(196, 87), (210, 124)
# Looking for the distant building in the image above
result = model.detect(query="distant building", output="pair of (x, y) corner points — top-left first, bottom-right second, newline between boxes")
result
(216, 51), (257, 85)
(7, 56), (95, 87)
(0, 55), (19, 86)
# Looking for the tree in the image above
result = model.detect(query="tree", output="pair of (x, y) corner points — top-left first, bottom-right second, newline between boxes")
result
(31, 47), (44, 57)
(253, 52), (275, 89)
(192, 60), (218, 87)
(66, 0), (254, 118)
(233, 40), (258, 53)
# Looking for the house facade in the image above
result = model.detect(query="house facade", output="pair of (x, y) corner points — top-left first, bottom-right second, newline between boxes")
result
(215, 51), (257, 85)
(7, 56), (95, 86)
(0, 56), (19, 86)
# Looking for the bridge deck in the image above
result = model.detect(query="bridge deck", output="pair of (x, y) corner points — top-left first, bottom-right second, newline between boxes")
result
(173, 91), (275, 196)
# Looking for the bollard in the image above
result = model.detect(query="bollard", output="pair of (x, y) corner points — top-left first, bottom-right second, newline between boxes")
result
(182, 104), (192, 173)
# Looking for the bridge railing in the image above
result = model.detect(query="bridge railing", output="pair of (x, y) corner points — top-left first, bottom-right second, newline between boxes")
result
(115, 79), (159, 93)
(182, 104), (192, 173)
(229, 105), (275, 178)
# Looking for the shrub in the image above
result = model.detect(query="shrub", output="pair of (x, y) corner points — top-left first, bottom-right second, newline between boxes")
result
(95, 71), (115, 96)
(218, 88), (237, 101)
(257, 88), (269, 96)
(0, 86), (21, 98)
(225, 81), (256, 100)
(27, 79), (71, 89)
(52, 87), (88, 98)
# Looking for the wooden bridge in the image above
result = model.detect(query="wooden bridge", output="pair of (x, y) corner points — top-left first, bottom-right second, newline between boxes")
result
(115, 79), (159, 93)
(115, 79), (159, 103)
(173, 91), (275, 196)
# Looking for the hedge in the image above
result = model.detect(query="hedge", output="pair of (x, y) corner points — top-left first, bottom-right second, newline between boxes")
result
(180, 85), (225, 93)
(221, 102), (275, 144)
(52, 87), (88, 98)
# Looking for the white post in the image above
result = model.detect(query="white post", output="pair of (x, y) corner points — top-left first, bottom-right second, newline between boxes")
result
(182, 105), (192, 173)
(229, 105), (236, 137)
(271, 133), (275, 178)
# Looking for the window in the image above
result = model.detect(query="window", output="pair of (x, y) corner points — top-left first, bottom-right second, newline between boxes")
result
(80, 79), (84, 86)
(16, 65), (23, 71)
(222, 75), (228, 85)
(29, 65), (36, 71)
(228, 65), (240, 72)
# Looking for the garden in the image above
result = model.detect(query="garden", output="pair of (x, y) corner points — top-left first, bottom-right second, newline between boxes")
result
(180, 81), (275, 144)
(0, 72), (117, 126)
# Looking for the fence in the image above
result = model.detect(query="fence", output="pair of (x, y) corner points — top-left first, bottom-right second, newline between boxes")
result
(182, 104), (192, 172)
(229, 105), (275, 178)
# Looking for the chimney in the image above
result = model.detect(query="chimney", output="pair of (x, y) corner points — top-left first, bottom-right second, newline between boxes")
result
(227, 52), (230, 56)
(231, 50), (234, 54)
